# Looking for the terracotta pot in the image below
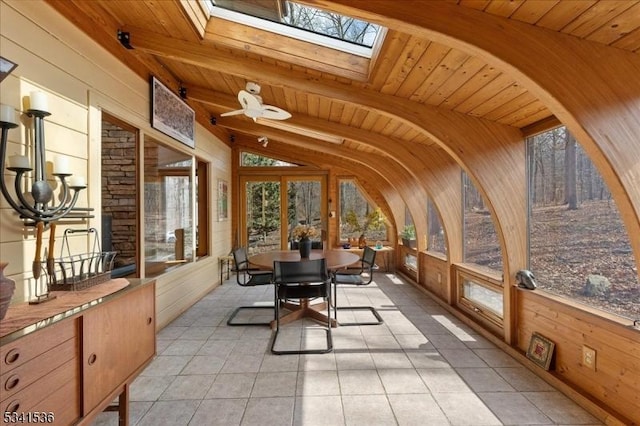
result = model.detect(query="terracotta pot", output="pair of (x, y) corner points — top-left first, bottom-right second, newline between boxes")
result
(0, 262), (16, 320)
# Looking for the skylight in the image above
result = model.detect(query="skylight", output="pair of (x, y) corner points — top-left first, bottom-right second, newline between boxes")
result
(207, 0), (382, 58)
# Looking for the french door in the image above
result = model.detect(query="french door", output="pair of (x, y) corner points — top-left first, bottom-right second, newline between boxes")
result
(240, 175), (326, 253)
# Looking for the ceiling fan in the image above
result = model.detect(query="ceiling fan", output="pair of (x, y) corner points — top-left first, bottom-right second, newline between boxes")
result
(221, 82), (291, 121)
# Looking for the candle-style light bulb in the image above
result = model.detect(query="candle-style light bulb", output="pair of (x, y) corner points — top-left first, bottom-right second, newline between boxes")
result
(29, 91), (49, 112)
(69, 175), (86, 188)
(0, 104), (16, 124)
(53, 156), (70, 175)
(9, 155), (30, 169)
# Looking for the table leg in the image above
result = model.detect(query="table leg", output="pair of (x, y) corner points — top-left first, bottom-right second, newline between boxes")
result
(271, 298), (337, 329)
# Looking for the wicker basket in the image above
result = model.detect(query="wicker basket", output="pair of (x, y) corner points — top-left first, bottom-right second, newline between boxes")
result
(48, 228), (117, 291)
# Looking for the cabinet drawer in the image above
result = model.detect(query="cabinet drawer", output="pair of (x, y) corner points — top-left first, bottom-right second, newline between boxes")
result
(0, 319), (76, 373)
(0, 337), (77, 400)
(1, 358), (79, 418)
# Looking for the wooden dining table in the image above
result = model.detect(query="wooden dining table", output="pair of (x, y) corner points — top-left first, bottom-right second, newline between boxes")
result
(248, 249), (360, 328)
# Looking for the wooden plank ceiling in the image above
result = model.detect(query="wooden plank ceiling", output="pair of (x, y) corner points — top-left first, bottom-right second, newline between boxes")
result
(46, 0), (640, 157)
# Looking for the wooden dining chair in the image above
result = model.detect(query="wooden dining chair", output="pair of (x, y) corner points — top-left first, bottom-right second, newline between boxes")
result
(331, 246), (384, 326)
(226, 247), (275, 326)
(271, 258), (333, 355)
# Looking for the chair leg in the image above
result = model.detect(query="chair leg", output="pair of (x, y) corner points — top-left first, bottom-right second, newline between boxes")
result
(333, 284), (384, 326)
(227, 305), (274, 326)
(271, 289), (333, 355)
(335, 305), (384, 326)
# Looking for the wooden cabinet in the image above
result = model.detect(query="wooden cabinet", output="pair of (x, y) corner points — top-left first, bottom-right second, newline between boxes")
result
(0, 279), (155, 426)
(82, 282), (155, 414)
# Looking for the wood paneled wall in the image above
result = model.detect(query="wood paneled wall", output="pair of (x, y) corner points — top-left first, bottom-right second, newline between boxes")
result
(0, 0), (232, 329)
(517, 289), (639, 425)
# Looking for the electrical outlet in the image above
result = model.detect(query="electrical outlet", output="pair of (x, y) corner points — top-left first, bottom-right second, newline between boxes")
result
(582, 345), (597, 371)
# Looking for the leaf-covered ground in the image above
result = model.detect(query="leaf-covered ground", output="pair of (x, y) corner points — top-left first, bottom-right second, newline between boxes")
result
(466, 200), (639, 320)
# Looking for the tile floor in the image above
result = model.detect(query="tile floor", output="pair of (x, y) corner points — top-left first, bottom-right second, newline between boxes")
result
(93, 272), (602, 426)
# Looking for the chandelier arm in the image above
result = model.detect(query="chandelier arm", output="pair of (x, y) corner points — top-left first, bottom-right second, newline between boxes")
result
(0, 130), (33, 216)
(45, 189), (81, 221)
(12, 172), (49, 218)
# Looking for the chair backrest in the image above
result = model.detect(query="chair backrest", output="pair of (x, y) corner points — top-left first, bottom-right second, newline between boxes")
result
(273, 258), (329, 284)
(232, 247), (249, 271)
(362, 246), (377, 267)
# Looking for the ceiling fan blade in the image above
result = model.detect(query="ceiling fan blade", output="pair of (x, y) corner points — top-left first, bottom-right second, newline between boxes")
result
(238, 90), (262, 111)
(220, 109), (246, 117)
(260, 105), (292, 120)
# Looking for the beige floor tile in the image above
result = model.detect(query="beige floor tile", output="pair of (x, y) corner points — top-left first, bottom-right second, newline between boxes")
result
(296, 370), (340, 396)
(241, 396), (294, 426)
(455, 367), (515, 392)
(293, 396), (345, 426)
(206, 373), (257, 399)
(137, 400), (201, 426)
(338, 369), (385, 395)
(431, 392), (502, 425)
(159, 374), (216, 400)
(378, 369), (429, 394)
(388, 394), (450, 425)
(342, 395), (396, 426)
(251, 371), (298, 397)
(477, 392), (552, 425)
(189, 399), (247, 426)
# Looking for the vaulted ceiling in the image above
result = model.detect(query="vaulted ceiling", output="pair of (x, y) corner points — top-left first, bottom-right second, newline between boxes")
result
(45, 0), (640, 163)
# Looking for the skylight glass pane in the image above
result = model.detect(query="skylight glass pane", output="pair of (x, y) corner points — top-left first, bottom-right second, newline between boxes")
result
(208, 0), (381, 56)
(283, 2), (379, 48)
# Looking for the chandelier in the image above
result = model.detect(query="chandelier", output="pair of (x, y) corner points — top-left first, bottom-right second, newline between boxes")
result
(0, 92), (91, 225)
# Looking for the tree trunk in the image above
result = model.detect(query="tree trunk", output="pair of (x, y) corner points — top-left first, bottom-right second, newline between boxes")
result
(564, 132), (578, 210)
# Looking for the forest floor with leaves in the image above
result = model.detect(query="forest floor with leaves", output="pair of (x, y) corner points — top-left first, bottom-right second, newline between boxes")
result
(467, 199), (638, 320)
(529, 200), (638, 320)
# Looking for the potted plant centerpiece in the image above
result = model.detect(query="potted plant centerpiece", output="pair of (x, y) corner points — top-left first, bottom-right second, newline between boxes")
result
(292, 224), (319, 258)
(400, 224), (417, 249)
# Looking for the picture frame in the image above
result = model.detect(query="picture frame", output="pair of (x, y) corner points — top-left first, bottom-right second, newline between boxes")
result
(526, 332), (555, 370)
(218, 179), (228, 221)
(150, 76), (195, 148)
(0, 56), (18, 82)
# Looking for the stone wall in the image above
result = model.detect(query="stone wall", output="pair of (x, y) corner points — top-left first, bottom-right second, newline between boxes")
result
(101, 121), (137, 267)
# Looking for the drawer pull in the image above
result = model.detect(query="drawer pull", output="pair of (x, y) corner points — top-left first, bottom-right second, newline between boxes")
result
(5, 348), (20, 365)
(147, 317), (153, 325)
(4, 374), (20, 391)
(5, 400), (20, 413)
(88, 353), (97, 365)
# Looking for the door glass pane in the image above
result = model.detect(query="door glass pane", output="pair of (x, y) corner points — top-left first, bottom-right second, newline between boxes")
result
(287, 180), (322, 247)
(246, 180), (281, 254)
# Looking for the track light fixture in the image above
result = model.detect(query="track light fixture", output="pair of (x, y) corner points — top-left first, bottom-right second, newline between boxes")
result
(229, 134), (235, 143)
(178, 86), (187, 100)
(258, 136), (268, 147)
(210, 116), (217, 125)
(117, 30), (133, 49)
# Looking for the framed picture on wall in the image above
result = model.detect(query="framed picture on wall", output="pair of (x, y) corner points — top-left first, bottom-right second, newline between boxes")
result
(526, 332), (555, 370)
(0, 56), (18, 82)
(218, 179), (228, 221)
(150, 76), (195, 148)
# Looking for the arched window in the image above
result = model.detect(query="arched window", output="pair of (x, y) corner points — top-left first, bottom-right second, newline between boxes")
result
(527, 126), (637, 320)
